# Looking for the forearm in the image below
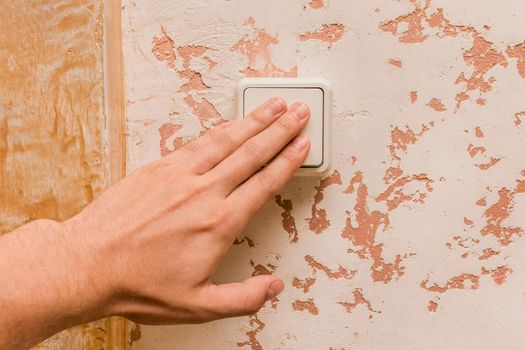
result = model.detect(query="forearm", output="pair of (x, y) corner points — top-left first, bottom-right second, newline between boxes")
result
(0, 219), (111, 350)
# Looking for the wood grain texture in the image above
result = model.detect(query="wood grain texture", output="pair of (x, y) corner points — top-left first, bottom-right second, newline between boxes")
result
(104, 1), (130, 347)
(0, 0), (107, 232)
(104, 0), (126, 186)
(0, 0), (126, 349)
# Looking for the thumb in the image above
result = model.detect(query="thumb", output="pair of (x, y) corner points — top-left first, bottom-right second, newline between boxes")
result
(198, 275), (284, 319)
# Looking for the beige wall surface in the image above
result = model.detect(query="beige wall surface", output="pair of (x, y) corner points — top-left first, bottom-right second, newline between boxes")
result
(123, 0), (525, 349)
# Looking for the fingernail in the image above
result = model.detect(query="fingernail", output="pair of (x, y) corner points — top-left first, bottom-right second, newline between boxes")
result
(289, 102), (310, 120)
(291, 135), (309, 150)
(266, 280), (284, 301)
(265, 97), (286, 115)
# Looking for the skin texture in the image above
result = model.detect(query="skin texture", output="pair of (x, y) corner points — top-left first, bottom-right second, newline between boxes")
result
(0, 97), (311, 350)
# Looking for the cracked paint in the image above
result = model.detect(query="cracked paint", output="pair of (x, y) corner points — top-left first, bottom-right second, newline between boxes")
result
(152, 28), (222, 156)
(337, 289), (379, 317)
(421, 273), (480, 293)
(299, 24), (346, 46)
(478, 248), (500, 260)
(426, 98), (446, 112)
(309, 0), (325, 10)
(514, 111), (524, 127)
(410, 91), (418, 103)
(292, 277), (316, 293)
(231, 17), (297, 77)
(125, 1), (525, 348)
(275, 195), (299, 243)
(305, 255), (356, 280)
(480, 182), (525, 246)
(292, 299), (319, 315)
(483, 266), (512, 286)
(507, 41), (525, 79)
(427, 301), (438, 312)
(342, 172), (409, 283)
(236, 315), (265, 350)
(387, 58), (403, 68)
(381, 1), (516, 109)
(307, 170), (342, 234)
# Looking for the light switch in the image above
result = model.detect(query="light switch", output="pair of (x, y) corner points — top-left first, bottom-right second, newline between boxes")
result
(236, 78), (331, 175)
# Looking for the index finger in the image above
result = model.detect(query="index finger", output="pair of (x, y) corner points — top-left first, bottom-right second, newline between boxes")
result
(169, 97), (287, 174)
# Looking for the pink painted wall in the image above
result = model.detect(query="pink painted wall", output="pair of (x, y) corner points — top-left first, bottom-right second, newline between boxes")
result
(124, 0), (525, 348)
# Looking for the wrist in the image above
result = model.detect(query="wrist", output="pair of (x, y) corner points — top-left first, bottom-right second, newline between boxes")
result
(60, 216), (117, 320)
(0, 218), (115, 349)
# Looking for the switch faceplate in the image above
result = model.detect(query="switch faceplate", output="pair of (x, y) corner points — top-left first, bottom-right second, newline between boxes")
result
(236, 78), (331, 175)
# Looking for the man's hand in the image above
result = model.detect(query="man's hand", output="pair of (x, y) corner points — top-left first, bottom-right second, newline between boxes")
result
(77, 97), (310, 323)
(0, 97), (310, 349)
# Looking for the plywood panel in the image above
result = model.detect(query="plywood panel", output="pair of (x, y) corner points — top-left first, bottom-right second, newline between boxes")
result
(123, 0), (525, 349)
(0, 0), (107, 231)
(0, 0), (126, 348)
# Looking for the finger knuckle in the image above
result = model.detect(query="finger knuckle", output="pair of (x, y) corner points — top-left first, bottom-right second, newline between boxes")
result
(241, 292), (264, 315)
(275, 117), (292, 134)
(190, 179), (209, 196)
(137, 159), (169, 177)
(257, 172), (278, 199)
(248, 107), (270, 125)
(208, 127), (236, 150)
(200, 206), (232, 233)
(182, 140), (200, 154)
(138, 160), (160, 174)
(241, 141), (264, 164)
(280, 146), (301, 163)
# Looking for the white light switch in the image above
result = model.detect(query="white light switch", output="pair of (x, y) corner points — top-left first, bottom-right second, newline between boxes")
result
(236, 78), (331, 175)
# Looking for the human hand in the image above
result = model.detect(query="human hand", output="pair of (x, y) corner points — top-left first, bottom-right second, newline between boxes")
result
(67, 97), (311, 324)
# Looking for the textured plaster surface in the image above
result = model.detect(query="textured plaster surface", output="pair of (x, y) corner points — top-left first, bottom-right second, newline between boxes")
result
(0, 1), (111, 348)
(124, 0), (525, 349)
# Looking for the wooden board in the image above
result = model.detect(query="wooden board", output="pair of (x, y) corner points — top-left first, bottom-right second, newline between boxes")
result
(0, 0), (127, 348)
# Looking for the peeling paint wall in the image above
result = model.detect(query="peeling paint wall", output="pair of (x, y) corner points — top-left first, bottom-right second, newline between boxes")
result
(124, 0), (525, 349)
(0, 1), (112, 348)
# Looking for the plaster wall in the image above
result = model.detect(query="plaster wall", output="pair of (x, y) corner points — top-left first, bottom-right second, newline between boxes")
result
(123, 0), (525, 349)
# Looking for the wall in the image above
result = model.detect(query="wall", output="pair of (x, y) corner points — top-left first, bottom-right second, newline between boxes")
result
(0, 1), (116, 348)
(123, 0), (525, 349)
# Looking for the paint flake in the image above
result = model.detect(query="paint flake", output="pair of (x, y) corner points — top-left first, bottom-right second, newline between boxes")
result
(309, 0), (325, 9)
(381, 2), (510, 109)
(507, 41), (525, 78)
(427, 300), (438, 312)
(299, 24), (345, 46)
(338, 289), (379, 316)
(342, 172), (411, 283)
(292, 298), (319, 315)
(232, 17), (297, 77)
(388, 58), (403, 68)
(308, 170), (342, 234)
(481, 185), (524, 246)
(427, 98), (446, 112)
(421, 273), (480, 293)
(410, 91), (418, 103)
(292, 277), (317, 293)
(275, 195), (299, 243)
(479, 248), (500, 260)
(237, 315), (265, 350)
(305, 255), (356, 280)
(514, 112), (524, 127)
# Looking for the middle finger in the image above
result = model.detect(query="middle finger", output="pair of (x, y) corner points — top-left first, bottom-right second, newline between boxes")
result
(206, 101), (310, 194)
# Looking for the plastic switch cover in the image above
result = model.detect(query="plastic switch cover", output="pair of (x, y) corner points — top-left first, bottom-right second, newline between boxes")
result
(235, 78), (331, 176)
